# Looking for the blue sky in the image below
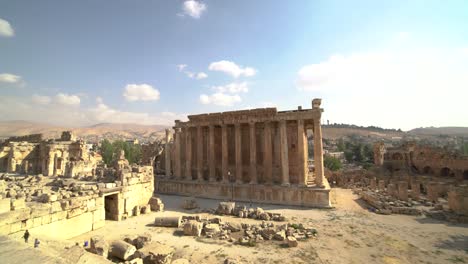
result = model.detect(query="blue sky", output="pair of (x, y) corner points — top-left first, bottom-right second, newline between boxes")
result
(1, 0), (468, 130)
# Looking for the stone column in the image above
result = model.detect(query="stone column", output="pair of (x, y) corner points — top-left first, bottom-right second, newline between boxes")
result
(397, 181), (408, 201)
(185, 127), (192, 180)
(197, 126), (203, 181)
(411, 180), (421, 201)
(249, 122), (257, 184)
(378, 180), (386, 191)
(53, 154), (58, 177)
(165, 129), (172, 178)
(235, 123), (242, 184)
(208, 125), (216, 182)
(370, 177), (377, 190)
(263, 121), (273, 184)
(279, 120), (290, 186)
(221, 124), (229, 183)
(297, 119), (308, 186)
(313, 118), (325, 187)
(174, 128), (182, 179)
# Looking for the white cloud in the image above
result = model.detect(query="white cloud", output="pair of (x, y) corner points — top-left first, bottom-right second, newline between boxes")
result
(0, 18), (14, 37)
(195, 72), (208, 79)
(0, 95), (186, 126)
(88, 98), (186, 125)
(123, 84), (160, 102)
(182, 0), (206, 19)
(178, 64), (208, 80)
(31, 94), (51, 105)
(208, 60), (256, 78)
(461, 48), (468, 57)
(296, 49), (468, 129)
(0, 73), (21, 84)
(54, 93), (81, 106)
(177, 64), (187, 71)
(212, 82), (248, 93)
(200, 92), (241, 106)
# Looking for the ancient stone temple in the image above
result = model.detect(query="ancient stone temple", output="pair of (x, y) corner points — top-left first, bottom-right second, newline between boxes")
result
(0, 131), (100, 177)
(155, 98), (331, 208)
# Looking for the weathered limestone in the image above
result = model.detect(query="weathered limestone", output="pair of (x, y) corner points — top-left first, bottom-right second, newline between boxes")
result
(378, 180), (386, 191)
(0, 131), (100, 177)
(174, 129), (181, 179)
(370, 178), (377, 190)
(263, 121), (273, 184)
(165, 129), (171, 178)
(109, 240), (136, 261)
(312, 100), (325, 188)
(208, 125), (216, 182)
(411, 181), (421, 200)
(279, 120), (290, 186)
(196, 126), (203, 181)
(235, 124), (242, 184)
(297, 119), (308, 186)
(154, 216), (182, 227)
(183, 220), (203, 236)
(221, 124), (229, 183)
(249, 122), (257, 184)
(185, 127), (192, 180)
(397, 181), (408, 201)
(156, 99), (331, 208)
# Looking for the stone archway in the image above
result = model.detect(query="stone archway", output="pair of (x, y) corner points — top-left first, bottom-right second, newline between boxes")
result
(423, 166), (433, 175)
(392, 153), (404, 160)
(463, 170), (468, 180)
(440, 167), (452, 177)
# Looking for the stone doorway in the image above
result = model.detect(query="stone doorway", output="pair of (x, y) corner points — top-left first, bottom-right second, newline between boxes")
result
(104, 193), (119, 221)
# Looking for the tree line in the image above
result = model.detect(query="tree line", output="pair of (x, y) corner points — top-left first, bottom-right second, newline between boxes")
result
(100, 139), (142, 166)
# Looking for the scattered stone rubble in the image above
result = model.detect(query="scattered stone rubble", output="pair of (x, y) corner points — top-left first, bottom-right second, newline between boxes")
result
(332, 169), (468, 223)
(0, 149), (157, 238)
(151, 202), (317, 249)
(215, 202), (287, 222)
(86, 233), (180, 264)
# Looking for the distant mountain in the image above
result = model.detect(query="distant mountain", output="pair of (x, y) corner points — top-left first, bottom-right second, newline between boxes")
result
(0, 120), (168, 143)
(408, 127), (468, 136)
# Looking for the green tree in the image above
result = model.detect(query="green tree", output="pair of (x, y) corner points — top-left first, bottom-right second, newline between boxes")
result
(324, 155), (342, 171)
(100, 139), (114, 165)
(99, 139), (142, 166)
(462, 141), (468, 156)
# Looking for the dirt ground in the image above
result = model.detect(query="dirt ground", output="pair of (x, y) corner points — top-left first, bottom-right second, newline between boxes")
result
(4, 188), (468, 264)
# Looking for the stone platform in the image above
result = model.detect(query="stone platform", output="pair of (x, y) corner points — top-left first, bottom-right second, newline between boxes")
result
(155, 178), (332, 208)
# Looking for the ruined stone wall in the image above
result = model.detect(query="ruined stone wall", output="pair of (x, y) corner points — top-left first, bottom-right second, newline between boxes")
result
(2, 134), (43, 144)
(0, 165), (154, 239)
(375, 142), (468, 181)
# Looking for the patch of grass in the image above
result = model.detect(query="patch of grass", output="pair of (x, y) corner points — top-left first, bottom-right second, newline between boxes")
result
(183, 245), (190, 248)
(433, 250), (444, 255)
(447, 256), (466, 263)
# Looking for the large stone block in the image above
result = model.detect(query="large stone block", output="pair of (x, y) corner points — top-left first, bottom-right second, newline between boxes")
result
(0, 198), (11, 213)
(11, 199), (25, 210)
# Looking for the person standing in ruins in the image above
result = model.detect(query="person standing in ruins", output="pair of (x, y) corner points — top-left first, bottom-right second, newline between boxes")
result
(34, 238), (40, 248)
(23, 230), (30, 243)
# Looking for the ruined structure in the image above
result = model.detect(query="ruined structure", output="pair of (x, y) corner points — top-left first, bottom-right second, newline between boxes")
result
(0, 132), (157, 239)
(374, 142), (468, 180)
(0, 165), (154, 239)
(152, 99), (331, 207)
(0, 131), (101, 177)
(332, 142), (468, 220)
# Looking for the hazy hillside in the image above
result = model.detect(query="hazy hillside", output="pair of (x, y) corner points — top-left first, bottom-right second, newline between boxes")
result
(408, 127), (468, 137)
(322, 125), (404, 140)
(1, 121), (466, 143)
(0, 121), (168, 143)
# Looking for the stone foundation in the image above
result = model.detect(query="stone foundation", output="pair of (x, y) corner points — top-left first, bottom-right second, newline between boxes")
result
(156, 178), (331, 208)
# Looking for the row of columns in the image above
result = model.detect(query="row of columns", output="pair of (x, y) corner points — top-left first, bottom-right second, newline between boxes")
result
(168, 119), (324, 187)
